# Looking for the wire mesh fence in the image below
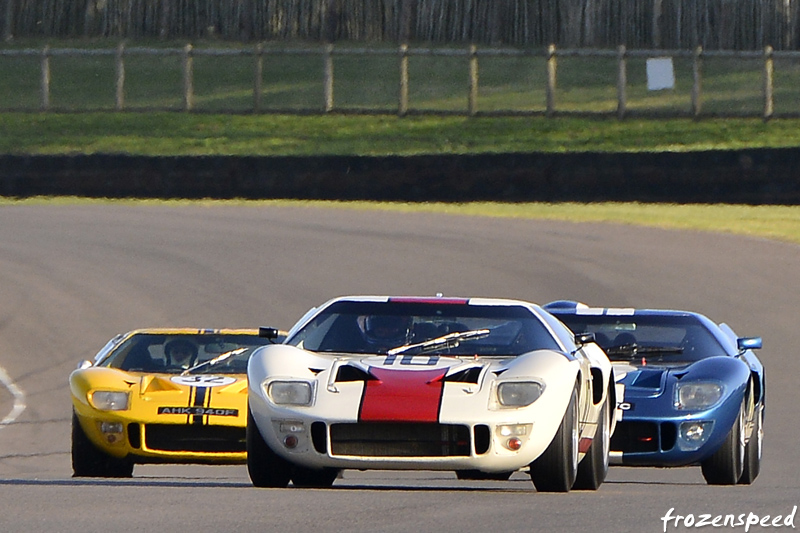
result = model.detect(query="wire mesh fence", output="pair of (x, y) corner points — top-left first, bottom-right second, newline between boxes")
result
(2, 42), (799, 118)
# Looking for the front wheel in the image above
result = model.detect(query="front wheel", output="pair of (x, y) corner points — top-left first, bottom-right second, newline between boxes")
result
(738, 403), (763, 485)
(573, 394), (610, 490)
(246, 407), (292, 488)
(701, 400), (746, 485)
(71, 411), (133, 478)
(530, 387), (578, 492)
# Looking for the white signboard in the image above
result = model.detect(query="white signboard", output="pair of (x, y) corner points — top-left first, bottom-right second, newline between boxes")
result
(646, 57), (675, 90)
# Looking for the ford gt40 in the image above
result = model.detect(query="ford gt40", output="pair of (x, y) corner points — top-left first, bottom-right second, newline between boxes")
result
(70, 328), (281, 477)
(247, 295), (616, 492)
(545, 302), (764, 485)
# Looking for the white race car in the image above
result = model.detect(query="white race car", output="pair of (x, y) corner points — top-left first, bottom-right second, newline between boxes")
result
(247, 295), (616, 492)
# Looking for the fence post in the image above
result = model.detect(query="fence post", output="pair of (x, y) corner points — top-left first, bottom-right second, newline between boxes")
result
(182, 43), (193, 112)
(398, 43), (409, 117)
(468, 44), (478, 116)
(3, 0), (15, 42)
(254, 42), (263, 112)
(40, 45), (50, 111)
(692, 46), (703, 118)
(763, 45), (774, 121)
(617, 45), (627, 120)
(115, 42), (125, 111)
(323, 43), (334, 113)
(546, 44), (557, 116)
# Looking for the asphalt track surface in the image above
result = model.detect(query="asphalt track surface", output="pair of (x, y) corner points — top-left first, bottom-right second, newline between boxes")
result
(0, 203), (798, 533)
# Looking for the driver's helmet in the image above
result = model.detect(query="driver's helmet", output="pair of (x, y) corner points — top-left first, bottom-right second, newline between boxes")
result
(164, 338), (199, 368)
(361, 315), (412, 347)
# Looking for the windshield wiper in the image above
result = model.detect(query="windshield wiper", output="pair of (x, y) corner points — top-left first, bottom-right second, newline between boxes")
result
(605, 344), (684, 359)
(181, 347), (248, 375)
(387, 329), (490, 356)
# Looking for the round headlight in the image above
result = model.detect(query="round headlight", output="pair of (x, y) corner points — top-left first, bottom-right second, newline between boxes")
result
(90, 391), (130, 411)
(267, 381), (313, 406)
(497, 382), (544, 407)
(675, 382), (724, 410)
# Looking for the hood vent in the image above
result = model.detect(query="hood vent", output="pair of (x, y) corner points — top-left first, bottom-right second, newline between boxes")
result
(335, 365), (376, 382)
(632, 369), (664, 389)
(443, 367), (482, 384)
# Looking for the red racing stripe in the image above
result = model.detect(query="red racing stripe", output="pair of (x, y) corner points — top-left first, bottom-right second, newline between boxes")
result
(359, 367), (446, 422)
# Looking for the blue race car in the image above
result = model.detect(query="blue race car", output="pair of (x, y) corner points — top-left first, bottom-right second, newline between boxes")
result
(544, 301), (764, 485)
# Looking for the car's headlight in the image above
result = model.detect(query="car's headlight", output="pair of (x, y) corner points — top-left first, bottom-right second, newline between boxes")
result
(497, 382), (544, 407)
(90, 391), (130, 411)
(267, 381), (313, 406)
(674, 382), (724, 410)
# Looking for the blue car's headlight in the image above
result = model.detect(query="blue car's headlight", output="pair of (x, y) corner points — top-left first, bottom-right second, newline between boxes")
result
(497, 382), (544, 407)
(90, 391), (130, 411)
(674, 382), (724, 410)
(266, 381), (313, 406)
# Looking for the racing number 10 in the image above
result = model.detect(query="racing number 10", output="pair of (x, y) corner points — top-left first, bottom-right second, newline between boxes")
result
(382, 354), (440, 366)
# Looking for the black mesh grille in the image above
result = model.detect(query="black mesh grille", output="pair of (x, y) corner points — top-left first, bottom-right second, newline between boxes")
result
(144, 424), (246, 453)
(329, 423), (471, 457)
(610, 421), (659, 453)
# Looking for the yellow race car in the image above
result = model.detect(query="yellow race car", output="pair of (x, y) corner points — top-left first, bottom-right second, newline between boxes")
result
(70, 328), (280, 477)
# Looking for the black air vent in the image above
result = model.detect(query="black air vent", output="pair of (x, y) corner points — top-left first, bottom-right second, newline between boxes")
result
(335, 365), (375, 382)
(444, 367), (482, 384)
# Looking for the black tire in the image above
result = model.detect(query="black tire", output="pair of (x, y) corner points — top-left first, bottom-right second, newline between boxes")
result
(701, 400), (746, 485)
(71, 411), (133, 478)
(573, 394), (610, 490)
(455, 470), (513, 481)
(530, 387), (579, 492)
(291, 465), (340, 488)
(738, 404), (763, 485)
(246, 407), (292, 488)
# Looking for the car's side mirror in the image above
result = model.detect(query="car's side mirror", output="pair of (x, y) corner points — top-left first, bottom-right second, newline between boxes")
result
(76, 360), (93, 370)
(575, 332), (596, 347)
(738, 337), (762, 351)
(259, 327), (288, 343)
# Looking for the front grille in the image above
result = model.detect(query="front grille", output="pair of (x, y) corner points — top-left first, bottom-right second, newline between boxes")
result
(144, 424), (246, 453)
(329, 423), (471, 457)
(611, 421), (659, 453)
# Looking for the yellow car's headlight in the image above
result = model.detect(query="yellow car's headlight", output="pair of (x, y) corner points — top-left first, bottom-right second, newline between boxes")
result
(90, 391), (130, 411)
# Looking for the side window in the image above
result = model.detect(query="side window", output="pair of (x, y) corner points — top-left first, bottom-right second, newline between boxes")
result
(287, 314), (338, 351)
(538, 311), (576, 351)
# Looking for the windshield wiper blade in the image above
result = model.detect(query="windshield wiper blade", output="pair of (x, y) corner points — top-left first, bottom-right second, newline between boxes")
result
(387, 329), (490, 356)
(181, 347), (248, 375)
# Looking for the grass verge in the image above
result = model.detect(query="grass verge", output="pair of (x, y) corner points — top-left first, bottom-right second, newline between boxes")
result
(2, 113), (800, 156)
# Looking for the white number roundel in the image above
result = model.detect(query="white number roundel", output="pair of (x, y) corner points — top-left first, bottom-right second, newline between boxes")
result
(170, 375), (237, 387)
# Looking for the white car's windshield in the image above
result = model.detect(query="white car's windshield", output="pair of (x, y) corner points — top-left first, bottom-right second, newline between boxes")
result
(286, 300), (560, 356)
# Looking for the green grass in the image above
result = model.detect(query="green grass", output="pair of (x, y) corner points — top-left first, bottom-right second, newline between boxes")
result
(4, 198), (800, 246)
(3, 113), (800, 155)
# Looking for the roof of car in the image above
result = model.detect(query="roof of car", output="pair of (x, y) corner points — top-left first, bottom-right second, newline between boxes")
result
(123, 328), (262, 335)
(543, 301), (703, 319)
